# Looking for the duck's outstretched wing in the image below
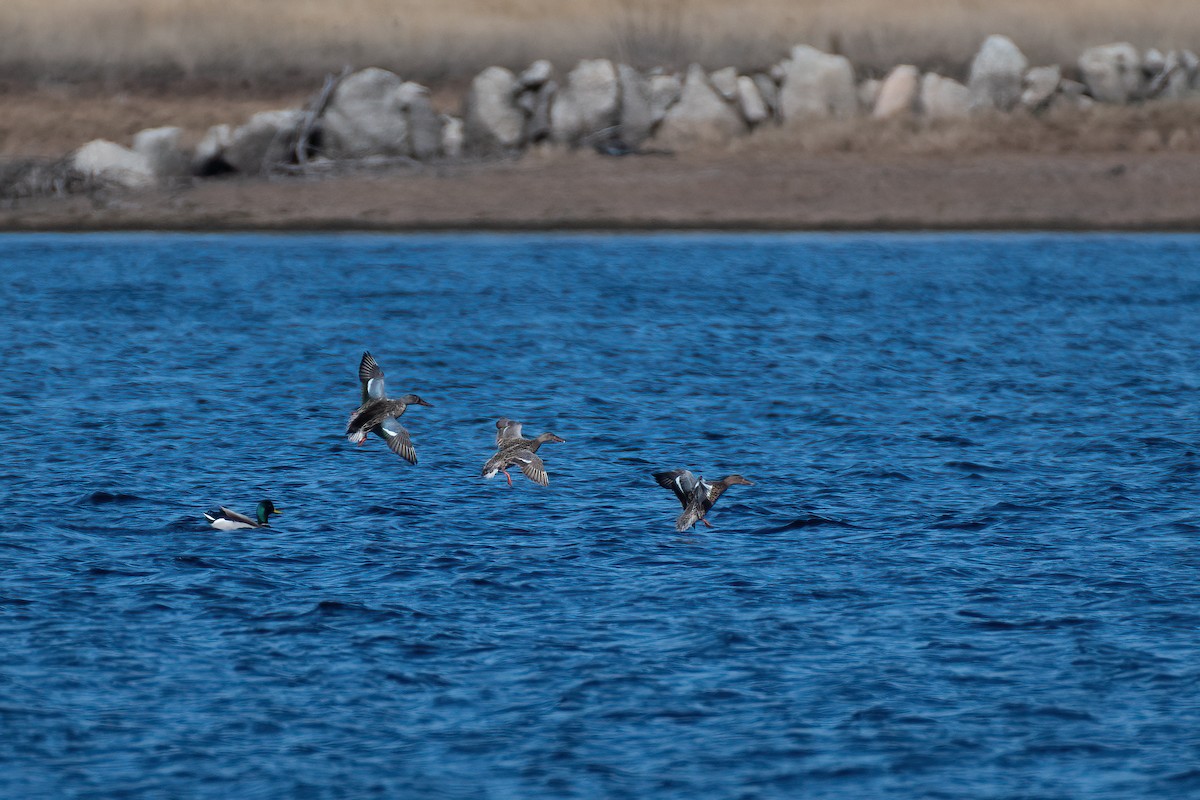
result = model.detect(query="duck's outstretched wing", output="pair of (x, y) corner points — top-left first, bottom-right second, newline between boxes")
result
(379, 417), (417, 464)
(495, 418), (524, 445)
(512, 449), (549, 486)
(359, 351), (387, 404)
(653, 469), (698, 508)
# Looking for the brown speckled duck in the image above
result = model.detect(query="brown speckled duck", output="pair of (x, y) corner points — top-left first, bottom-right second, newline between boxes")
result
(345, 351), (433, 465)
(652, 469), (753, 531)
(483, 418), (565, 486)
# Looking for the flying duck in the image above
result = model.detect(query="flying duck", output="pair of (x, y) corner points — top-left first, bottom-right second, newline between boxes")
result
(483, 418), (565, 486)
(346, 351), (433, 464)
(652, 470), (753, 531)
(204, 499), (281, 530)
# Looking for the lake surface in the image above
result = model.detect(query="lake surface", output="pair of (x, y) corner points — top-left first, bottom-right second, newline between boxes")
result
(1, 232), (1198, 799)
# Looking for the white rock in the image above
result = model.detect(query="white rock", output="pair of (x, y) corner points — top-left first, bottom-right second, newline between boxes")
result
(440, 115), (464, 158)
(649, 74), (683, 124)
(710, 67), (739, 100)
(464, 66), (525, 151)
(193, 124), (232, 173)
(968, 35), (1028, 111)
(1052, 79), (1094, 110)
(777, 45), (858, 120)
(618, 64), (655, 145)
(321, 68), (409, 158)
(551, 59), (620, 144)
(735, 75), (769, 124)
(224, 109), (304, 174)
(519, 59), (553, 89)
(1157, 52), (1194, 99)
(1143, 48), (1166, 75)
(653, 63), (748, 146)
(752, 73), (779, 117)
(396, 82), (442, 160)
(72, 139), (154, 188)
(1182, 50), (1200, 82)
(131, 126), (188, 178)
(919, 74), (970, 118)
(1079, 43), (1142, 103)
(1021, 65), (1061, 110)
(873, 65), (920, 117)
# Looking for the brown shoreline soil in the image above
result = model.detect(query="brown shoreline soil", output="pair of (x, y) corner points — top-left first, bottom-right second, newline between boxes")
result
(3, 149), (1200, 232)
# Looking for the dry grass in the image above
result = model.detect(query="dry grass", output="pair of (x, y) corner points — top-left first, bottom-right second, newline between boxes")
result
(2, 1), (1200, 88)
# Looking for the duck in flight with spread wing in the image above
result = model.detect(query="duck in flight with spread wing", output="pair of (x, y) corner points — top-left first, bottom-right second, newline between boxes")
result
(345, 351), (433, 465)
(483, 418), (565, 486)
(652, 469), (753, 531)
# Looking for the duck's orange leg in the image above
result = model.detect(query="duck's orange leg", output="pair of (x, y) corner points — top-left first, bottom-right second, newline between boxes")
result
(700, 518), (714, 528)
(503, 469), (513, 487)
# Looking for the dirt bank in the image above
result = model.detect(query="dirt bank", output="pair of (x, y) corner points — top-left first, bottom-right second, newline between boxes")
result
(3, 148), (1197, 232)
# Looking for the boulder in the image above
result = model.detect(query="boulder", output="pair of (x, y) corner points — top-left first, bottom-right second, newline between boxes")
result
(1051, 79), (1094, 111)
(653, 63), (748, 146)
(224, 109), (304, 174)
(648, 74), (683, 124)
(132, 126), (188, 178)
(777, 45), (858, 120)
(464, 66), (525, 151)
(1183, 50), (1200, 84)
(1020, 65), (1061, 111)
(519, 59), (553, 89)
(710, 67), (739, 100)
(736, 75), (769, 124)
(550, 59), (620, 144)
(398, 82), (442, 160)
(873, 65), (920, 117)
(1143, 48), (1167, 76)
(72, 139), (154, 188)
(193, 124), (232, 174)
(752, 73), (779, 117)
(618, 64), (655, 145)
(1146, 51), (1192, 99)
(919, 73), (970, 118)
(1079, 43), (1142, 103)
(441, 115), (464, 158)
(321, 68), (408, 158)
(968, 35), (1027, 111)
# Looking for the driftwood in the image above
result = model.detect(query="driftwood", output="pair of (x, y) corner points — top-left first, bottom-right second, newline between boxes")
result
(294, 66), (352, 165)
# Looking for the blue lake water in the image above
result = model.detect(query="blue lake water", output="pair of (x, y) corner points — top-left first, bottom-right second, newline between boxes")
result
(1, 232), (1199, 799)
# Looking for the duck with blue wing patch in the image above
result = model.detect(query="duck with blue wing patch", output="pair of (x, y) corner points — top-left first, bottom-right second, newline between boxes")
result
(346, 351), (433, 465)
(652, 469), (753, 531)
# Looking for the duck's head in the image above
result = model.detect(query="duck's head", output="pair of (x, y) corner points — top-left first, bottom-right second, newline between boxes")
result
(400, 394), (434, 408)
(723, 475), (754, 486)
(536, 433), (566, 444)
(256, 499), (283, 525)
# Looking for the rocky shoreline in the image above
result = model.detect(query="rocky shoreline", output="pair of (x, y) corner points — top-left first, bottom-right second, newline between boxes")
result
(3, 35), (1197, 195)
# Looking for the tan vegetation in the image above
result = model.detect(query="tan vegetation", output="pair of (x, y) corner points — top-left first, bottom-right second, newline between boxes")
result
(2, 0), (1199, 88)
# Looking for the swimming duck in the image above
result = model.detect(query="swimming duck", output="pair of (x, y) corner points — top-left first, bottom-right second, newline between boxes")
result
(652, 470), (753, 531)
(346, 351), (433, 464)
(204, 499), (281, 530)
(483, 419), (566, 486)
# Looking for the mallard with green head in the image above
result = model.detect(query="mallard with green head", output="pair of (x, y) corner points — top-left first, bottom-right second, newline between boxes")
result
(204, 499), (282, 530)
(483, 417), (565, 486)
(652, 470), (753, 531)
(346, 351), (433, 465)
